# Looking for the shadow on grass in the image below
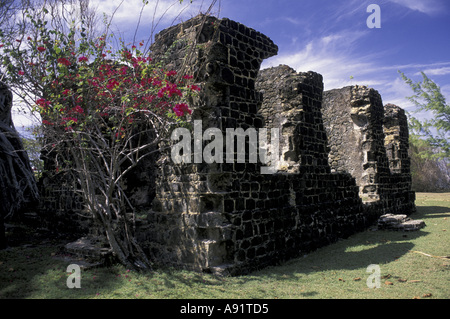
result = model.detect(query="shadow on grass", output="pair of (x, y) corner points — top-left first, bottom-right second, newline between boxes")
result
(151, 205), (449, 296)
(249, 206), (444, 281)
(0, 240), (127, 299)
(412, 205), (450, 220)
(259, 234), (425, 277)
(1, 203), (448, 298)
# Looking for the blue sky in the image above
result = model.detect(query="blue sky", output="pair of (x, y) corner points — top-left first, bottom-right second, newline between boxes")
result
(218, 0), (450, 109)
(12, 0), (450, 127)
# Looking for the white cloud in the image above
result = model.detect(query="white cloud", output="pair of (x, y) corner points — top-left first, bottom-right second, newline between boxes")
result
(387, 0), (445, 15)
(11, 95), (41, 129)
(261, 30), (374, 91)
(90, 0), (203, 40)
(441, 84), (450, 104)
(417, 66), (450, 76)
(260, 27), (450, 113)
(92, 0), (195, 21)
(381, 77), (416, 109)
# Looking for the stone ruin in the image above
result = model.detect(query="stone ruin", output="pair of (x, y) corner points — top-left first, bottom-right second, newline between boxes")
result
(20, 15), (417, 274)
(131, 15), (416, 275)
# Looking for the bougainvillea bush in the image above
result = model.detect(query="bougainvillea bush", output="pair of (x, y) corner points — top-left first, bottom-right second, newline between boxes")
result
(0, 7), (199, 270)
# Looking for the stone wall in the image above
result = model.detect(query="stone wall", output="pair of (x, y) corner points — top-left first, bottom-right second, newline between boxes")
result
(37, 175), (90, 235)
(384, 103), (411, 175)
(322, 86), (415, 216)
(137, 14), (283, 273)
(36, 14), (416, 275)
(135, 15), (415, 275)
(256, 65), (329, 174)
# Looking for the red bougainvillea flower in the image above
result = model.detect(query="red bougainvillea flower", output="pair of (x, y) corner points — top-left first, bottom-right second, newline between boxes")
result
(122, 50), (132, 60)
(115, 127), (126, 138)
(142, 95), (156, 103)
(37, 46), (46, 52)
(166, 70), (177, 77)
(106, 79), (120, 90)
(78, 56), (88, 62)
(119, 66), (128, 75)
(158, 83), (182, 98)
(152, 78), (162, 87)
(182, 75), (193, 80)
(189, 85), (201, 92)
(57, 57), (71, 66)
(18, 70), (25, 75)
(73, 105), (84, 114)
(36, 98), (51, 108)
(173, 103), (192, 117)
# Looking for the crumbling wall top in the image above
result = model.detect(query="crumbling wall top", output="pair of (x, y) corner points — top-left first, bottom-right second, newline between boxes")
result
(150, 14), (278, 80)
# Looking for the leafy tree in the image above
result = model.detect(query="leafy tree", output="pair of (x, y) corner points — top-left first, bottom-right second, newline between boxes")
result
(409, 135), (450, 191)
(399, 71), (450, 160)
(399, 71), (450, 190)
(1, 1), (199, 269)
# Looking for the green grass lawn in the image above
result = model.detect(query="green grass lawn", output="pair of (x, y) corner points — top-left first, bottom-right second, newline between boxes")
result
(1, 193), (449, 299)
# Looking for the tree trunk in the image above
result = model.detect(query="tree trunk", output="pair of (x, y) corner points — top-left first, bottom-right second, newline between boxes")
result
(103, 218), (152, 271)
(0, 82), (39, 250)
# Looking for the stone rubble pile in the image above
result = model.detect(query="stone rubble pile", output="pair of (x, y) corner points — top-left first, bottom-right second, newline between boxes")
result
(377, 214), (425, 231)
(64, 236), (113, 268)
